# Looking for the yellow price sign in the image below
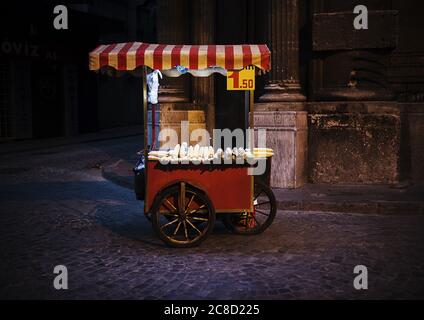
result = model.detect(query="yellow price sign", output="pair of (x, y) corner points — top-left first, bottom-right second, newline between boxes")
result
(227, 66), (255, 91)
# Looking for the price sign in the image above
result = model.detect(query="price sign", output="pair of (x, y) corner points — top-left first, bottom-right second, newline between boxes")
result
(226, 66), (255, 91)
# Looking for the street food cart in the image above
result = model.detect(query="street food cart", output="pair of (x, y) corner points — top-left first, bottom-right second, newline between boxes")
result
(89, 42), (276, 247)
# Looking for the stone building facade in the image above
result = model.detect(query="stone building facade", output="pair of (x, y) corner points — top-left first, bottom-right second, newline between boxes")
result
(2, 0), (422, 189)
(151, 0), (424, 188)
(0, 0), (148, 140)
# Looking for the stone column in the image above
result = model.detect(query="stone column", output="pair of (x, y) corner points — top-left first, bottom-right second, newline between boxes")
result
(255, 0), (307, 188)
(153, 0), (206, 147)
(191, 0), (215, 137)
(259, 0), (305, 103)
(156, 0), (189, 103)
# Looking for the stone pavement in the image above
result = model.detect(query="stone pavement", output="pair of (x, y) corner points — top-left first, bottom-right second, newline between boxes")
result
(0, 125), (143, 156)
(102, 158), (424, 215)
(0, 135), (423, 300)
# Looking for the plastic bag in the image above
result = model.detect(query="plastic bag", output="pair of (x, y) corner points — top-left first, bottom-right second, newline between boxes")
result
(146, 70), (163, 104)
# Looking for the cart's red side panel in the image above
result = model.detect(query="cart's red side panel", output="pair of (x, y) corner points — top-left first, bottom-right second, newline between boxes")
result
(146, 161), (253, 212)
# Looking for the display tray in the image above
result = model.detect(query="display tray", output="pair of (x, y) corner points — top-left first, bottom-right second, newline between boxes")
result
(147, 159), (252, 167)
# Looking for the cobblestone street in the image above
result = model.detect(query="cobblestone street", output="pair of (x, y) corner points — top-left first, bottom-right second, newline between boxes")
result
(0, 136), (423, 300)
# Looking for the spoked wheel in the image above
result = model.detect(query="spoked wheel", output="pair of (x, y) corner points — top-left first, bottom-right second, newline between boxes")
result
(151, 183), (215, 247)
(223, 181), (276, 235)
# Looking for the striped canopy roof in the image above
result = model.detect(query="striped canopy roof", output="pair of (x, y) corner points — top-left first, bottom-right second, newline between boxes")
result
(89, 42), (271, 72)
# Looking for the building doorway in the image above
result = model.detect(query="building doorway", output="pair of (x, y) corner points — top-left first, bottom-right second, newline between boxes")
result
(31, 62), (64, 139)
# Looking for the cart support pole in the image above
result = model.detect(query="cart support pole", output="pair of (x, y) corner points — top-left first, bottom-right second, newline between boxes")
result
(244, 91), (249, 131)
(249, 90), (254, 128)
(249, 90), (254, 149)
(142, 67), (148, 213)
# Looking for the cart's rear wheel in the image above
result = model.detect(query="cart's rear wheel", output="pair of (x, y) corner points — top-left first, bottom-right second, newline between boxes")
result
(151, 183), (215, 247)
(223, 181), (276, 235)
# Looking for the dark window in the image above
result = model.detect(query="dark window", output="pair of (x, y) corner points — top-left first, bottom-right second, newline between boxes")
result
(0, 63), (10, 138)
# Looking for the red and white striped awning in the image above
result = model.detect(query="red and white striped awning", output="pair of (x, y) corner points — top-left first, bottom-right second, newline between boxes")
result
(89, 42), (270, 72)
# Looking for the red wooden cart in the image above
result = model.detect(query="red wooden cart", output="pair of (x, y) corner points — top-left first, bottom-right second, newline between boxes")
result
(89, 42), (276, 247)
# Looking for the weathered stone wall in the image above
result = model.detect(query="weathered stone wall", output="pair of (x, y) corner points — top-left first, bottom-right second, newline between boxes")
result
(254, 108), (307, 188)
(308, 102), (401, 184)
(147, 103), (207, 148)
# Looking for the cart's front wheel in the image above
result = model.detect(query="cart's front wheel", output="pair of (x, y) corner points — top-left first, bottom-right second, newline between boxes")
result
(223, 181), (276, 235)
(151, 183), (215, 248)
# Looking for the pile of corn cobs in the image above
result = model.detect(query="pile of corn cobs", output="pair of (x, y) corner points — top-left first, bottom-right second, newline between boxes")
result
(148, 142), (273, 164)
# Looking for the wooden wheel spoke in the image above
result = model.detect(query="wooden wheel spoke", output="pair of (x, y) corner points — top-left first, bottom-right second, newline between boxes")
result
(173, 221), (182, 236)
(189, 216), (208, 222)
(255, 201), (270, 206)
(253, 189), (264, 202)
(255, 209), (270, 216)
(185, 195), (195, 213)
(163, 198), (177, 212)
(179, 183), (186, 215)
(183, 220), (189, 240)
(162, 212), (179, 217)
(188, 204), (206, 215)
(160, 218), (179, 230)
(251, 214), (260, 226)
(186, 219), (202, 235)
